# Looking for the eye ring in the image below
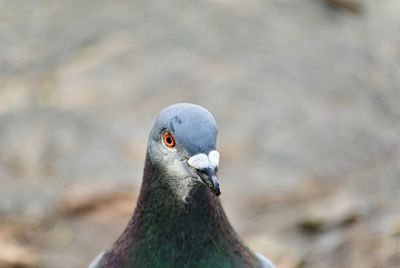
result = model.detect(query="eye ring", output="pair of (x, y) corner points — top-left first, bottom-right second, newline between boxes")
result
(162, 132), (176, 148)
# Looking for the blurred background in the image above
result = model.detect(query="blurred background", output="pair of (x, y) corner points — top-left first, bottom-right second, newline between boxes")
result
(0, 0), (400, 267)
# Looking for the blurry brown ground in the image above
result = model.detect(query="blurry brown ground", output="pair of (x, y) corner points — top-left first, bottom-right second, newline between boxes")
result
(0, 1), (400, 267)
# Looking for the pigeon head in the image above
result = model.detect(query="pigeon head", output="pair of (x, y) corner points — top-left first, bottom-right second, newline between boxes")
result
(147, 103), (221, 200)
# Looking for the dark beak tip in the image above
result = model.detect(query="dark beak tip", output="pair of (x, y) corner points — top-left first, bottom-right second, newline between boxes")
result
(197, 168), (221, 197)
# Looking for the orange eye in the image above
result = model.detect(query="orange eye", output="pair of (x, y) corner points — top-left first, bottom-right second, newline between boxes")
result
(163, 132), (176, 148)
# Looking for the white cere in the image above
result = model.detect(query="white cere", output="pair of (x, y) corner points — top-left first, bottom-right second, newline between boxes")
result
(188, 150), (220, 170)
(208, 150), (220, 168)
(188, 154), (209, 169)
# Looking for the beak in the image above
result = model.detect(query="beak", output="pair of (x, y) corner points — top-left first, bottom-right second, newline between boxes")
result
(196, 167), (220, 196)
(187, 151), (221, 196)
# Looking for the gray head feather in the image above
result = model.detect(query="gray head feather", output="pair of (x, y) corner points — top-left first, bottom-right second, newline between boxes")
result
(147, 103), (220, 201)
(149, 103), (217, 156)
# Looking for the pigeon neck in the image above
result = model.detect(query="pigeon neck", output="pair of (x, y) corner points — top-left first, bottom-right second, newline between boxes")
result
(104, 154), (258, 267)
(135, 153), (230, 233)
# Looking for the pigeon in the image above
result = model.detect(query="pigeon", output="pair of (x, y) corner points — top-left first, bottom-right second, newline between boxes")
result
(89, 103), (275, 268)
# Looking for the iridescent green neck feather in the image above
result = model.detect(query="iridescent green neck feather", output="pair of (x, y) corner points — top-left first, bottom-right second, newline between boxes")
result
(99, 155), (259, 268)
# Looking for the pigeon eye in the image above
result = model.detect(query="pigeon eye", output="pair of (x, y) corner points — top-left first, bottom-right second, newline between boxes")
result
(162, 132), (176, 148)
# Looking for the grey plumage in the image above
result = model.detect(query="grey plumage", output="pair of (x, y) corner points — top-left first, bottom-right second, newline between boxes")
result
(89, 103), (275, 268)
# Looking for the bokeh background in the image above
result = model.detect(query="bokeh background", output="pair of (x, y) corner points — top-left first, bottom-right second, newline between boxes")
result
(1, 0), (400, 267)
